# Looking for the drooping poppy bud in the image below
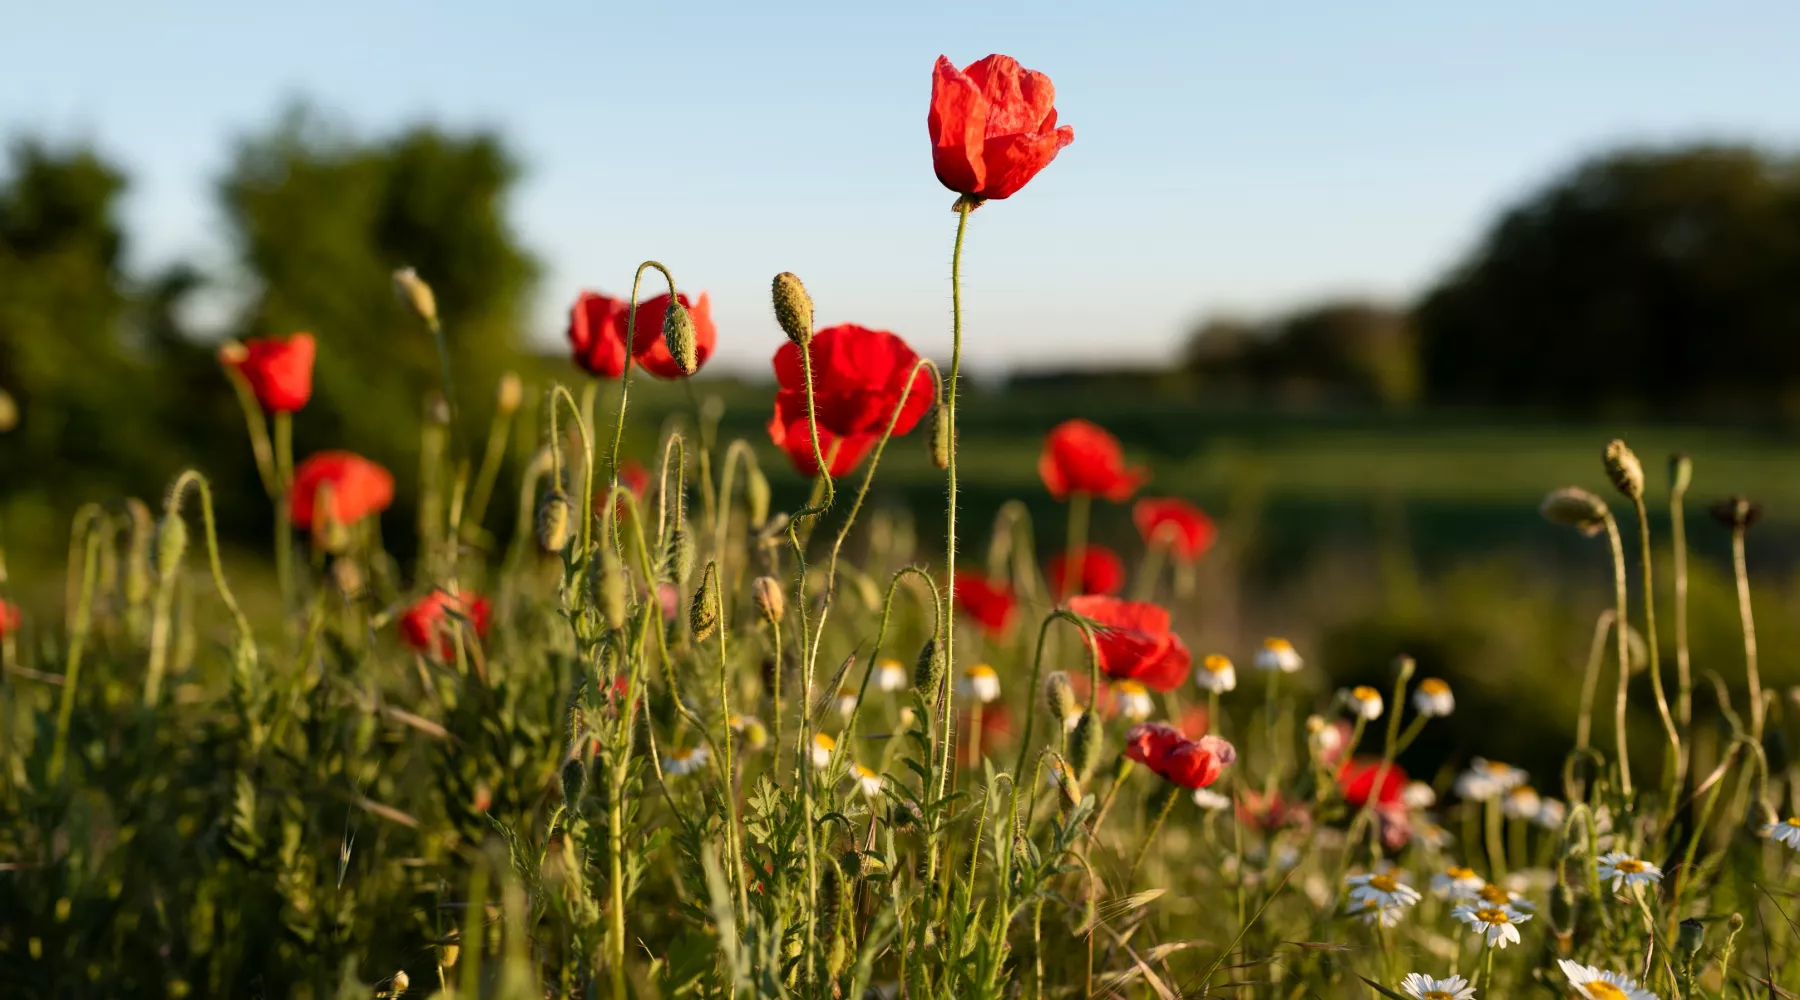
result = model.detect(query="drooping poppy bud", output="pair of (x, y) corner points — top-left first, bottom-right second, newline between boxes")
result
(393, 267), (439, 327)
(1044, 671), (1078, 729)
(929, 402), (952, 470)
(690, 564), (720, 641)
(1603, 439), (1644, 501)
(1069, 710), (1102, 780)
(745, 467), (771, 529)
(594, 545), (628, 630)
(913, 637), (944, 703)
(752, 576), (785, 625)
(496, 373), (523, 415)
(537, 489), (573, 553)
(666, 529), (695, 587)
(1540, 487), (1610, 537)
(663, 298), (700, 376)
(155, 509), (188, 584)
(560, 757), (587, 812)
(772, 272), (814, 347)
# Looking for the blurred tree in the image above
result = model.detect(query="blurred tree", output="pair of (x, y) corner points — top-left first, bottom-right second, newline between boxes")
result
(1181, 300), (1417, 407)
(219, 106), (538, 496)
(1418, 145), (1800, 414)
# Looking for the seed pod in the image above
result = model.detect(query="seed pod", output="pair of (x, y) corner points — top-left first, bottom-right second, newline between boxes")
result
(1710, 495), (1762, 530)
(496, 373), (523, 415)
(690, 565), (720, 641)
(560, 757), (587, 811)
(1669, 452), (1692, 494)
(745, 467), (771, 529)
(1044, 671), (1078, 727)
(393, 267), (439, 327)
(1603, 439), (1644, 501)
(1540, 486), (1610, 537)
(1677, 917), (1705, 958)
(1069, 711), (1103, 780)
(929, 402), (952, 470)
(666, 529), (695, 586)
(155, 510), (188, 583)
(537, 489), (573, 553)
(912, 638), (944, 703)
(752, 576), (785, 625)
(771, 272), (814, 347)
(663, 298), (699, 375)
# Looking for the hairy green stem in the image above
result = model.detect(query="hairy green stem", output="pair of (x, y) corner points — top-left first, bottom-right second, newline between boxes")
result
(1604, 512), (1634, 798)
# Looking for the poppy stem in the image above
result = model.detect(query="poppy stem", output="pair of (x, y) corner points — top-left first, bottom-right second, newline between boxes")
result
(1602, 511), (1634, 799)
(607, 261), (678, 547)
(1629, 494), (1682, 811)
(1127, 785), (1178, 888)
(273, 411), (294, 612)
(48, 526), (101, 784)
(1731, 522), (1763, 744)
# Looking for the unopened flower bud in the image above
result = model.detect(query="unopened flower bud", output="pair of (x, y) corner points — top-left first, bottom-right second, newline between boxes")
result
(537, 489), (573, 553)
(1603, 439), (1644, 501)
(752, 576), (785, 625)
(745, 468), (771, 529)
(1540, 486), (1610, 537)
(1710, 495), (1762, 531)
(1677, 917), (1705, 958)
(1669, 453), (1692, 494)
(690, 565), (720, 641)
(666, 529), (695, 586)
(913, 638), (944, 702)
(663, 298), (699, 376)
(929, 402), (952, 470)
(560, 757), (587, 812)
(838, 850), (887, 880)
(496, 373), (523, 415)
(124, 498), (153, 605)
(771, 272), (814, 347)
(1069, 711), (1102, 780)
(393, 267), (439, 327)
(156, 510), (188, 582)
(594, 547), (628, 629)
(1044, 671), (1078, 726)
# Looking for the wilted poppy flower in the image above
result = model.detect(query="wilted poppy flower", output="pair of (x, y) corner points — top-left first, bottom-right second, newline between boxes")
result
(952, 571), (1017, 636)
(1338, 758), (1410, 809)
(1038, 419), (1148, 502)
(1123, 721), (1235, 789)
(221, 333), (316, 413)
(630, 292), (716, 379)
(1047, 545), (1125, 596)
(767, 393), (875, 477)
(399, 589), (491, 661)
(1133, 498), (1216, 562)
(928, 54), (1075, 202)
(1065, 594), (1190, 692)
(567, 291), (631, 378)
(290, 452), (395, 530)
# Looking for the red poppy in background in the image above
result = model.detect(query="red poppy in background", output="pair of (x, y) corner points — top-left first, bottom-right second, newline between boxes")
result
(1065, 595), (1190, 692)
(0, 599), (19, 639)
(1177, 703), (1211, 740)
(399, 589), (491, 661)
(768, 396), (875, 477)
(599, 459), (652, 521)
(1047, 546), (1125, 596)
(289, 452), (395, 530)
(772, 324), (934, 438)
(1337, 758), (1410, 810)
(567, 291), (630, 378)
(1065, 672), (1117, 719)
(630, 292), (716, 379)
(1123, 722), (1235, 789)
(1038, 420), (1148, 502)
(1238, 790), (1310, 832)
(928, 54), (1075, 202)
(221, 333), (315, 413)
(952, 571), (1017, 636)
(1133, 498), (1217, 563)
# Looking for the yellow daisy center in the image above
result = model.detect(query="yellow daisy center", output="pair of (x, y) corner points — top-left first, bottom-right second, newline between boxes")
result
(968, 664), (996, 678)
(1474, 907), (1510, 925)
(1352, 685), (1380, 702)
(1423, 992), (1453, 1000)
(1366, 874), (1400, 893)
(1476, 884), (1510, 905)
(1419, 677), (1450, 694)
(814, 733), (835, 750)
(1786, 817), (1800, 827)
(1264, 638), (1292, 651)
(672, 748), (695, 761)
(1446, 866), (1475, 879)
(1484, 762), (1512, 775)
(1203, 654), (1231, 673)
(1612, 859), (1645, 874)
(1584, 983), (1629, 1000)
(1116, 680), (1147, 695)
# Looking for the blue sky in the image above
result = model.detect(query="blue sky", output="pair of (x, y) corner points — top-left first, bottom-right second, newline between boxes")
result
(5, 2), (1799, 374)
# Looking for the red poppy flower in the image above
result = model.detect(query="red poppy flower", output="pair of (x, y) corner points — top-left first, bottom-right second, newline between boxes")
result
(928, 54), (1075, 201)
(221, 333), (315, 413)
(0, 599), (19, 639)
(630, 291), (716, 379)
(1038, 420), (1148, 502)
(1065, 595), (1190, 692)
(1133, 498), (1216, 563)
(1237, 790), (1310, 832)
(1337, 758), (1410, 809)
(767, 394), (876, 477)
(1123, 722), (1235, 789)
(599, 459), (652, 521)
(952, 571), (1017, 637)
(1047, 546), (1125, 596)
(1123, 721), (1185, 768)
(399, 589), (491, 661)
(567, 291), (630, 378)
(289, 452), (395, 530)
(772, 324), (934, 438)
(1177, 704), (1211, 740)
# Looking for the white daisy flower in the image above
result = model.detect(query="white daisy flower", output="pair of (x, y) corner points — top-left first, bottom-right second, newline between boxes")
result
(1470, 881), (1535, 912)
(1346, 870), (1423, 911)
(1761, 816), (1800, 850)
(876, 658), (908, 692)
(835, 687), (859, 721)
(1062, 709), (1083, 733)
(1595, 852), (1663, 893)
(1307, 715), (1343, 758)
(1113, 679), (1154, 721)
(959, 663), (1001, 704)
(1451, 903), (1530, 948)
(662, 745), (711, 776)
(1502, 785), (1542, 821)
(810, 732), (836, 769)
(1558, 958), (1658, 1000)
(1194, 653), (1237, 692)
(1398, 972), (1476, 1000)
(897, 706), (917, 730)
(849, 763), (884, 798)
(1192, 788), (1232, 811)
(1254, 637), (1303, 673)
(1402, 781), (1437, 810)
(1430, 866), (1486, 899)
(728, 714), (768, 751)
(1348, 685), (1384, 721)
(1412, 677), (1456, 717)
(1418, 822), (1454, 850)
(1454, 758), (1526, 801)
(1346, 895), (1409, 927)
(1536, 797), (1567, 830)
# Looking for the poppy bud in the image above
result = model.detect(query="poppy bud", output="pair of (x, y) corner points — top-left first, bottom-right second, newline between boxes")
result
(124, 498), (153, 606)
(560, 757), (587, 812)
(1710, 495), (1762, 530)
(1677, 917), (1705, 958)
(1069, 711), (1102, 780)
(817, 861), (842, 938)
(752, 576), (785, 625)
(929, 402), (952, 470)
(537, 489), (573, 553)
(838, 850), (887, 880)
(496, 373), (523, 415)
(771, 272), (814, 347)
(690, 565), (720, 641)
(1669, 452), (1692, 494)
(1044, 671), (1078, 727)
(663, 298), (700, 376)
(913, 638), (944, 703)
(666, 529), (695, 586)
(1540, 486), (1610, 537)
(593, 548), (629, 630)
(1603, 439), (1644, 501)
(155, 510), (188, 583)
(393, 267), (439, 327)
(745, 467), (771, 529)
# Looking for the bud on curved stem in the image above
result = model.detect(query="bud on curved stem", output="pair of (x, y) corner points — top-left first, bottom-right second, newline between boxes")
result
(663, 297), (700, 376)
(752, 576), (785, 625)
(690, 563), (720, 641)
